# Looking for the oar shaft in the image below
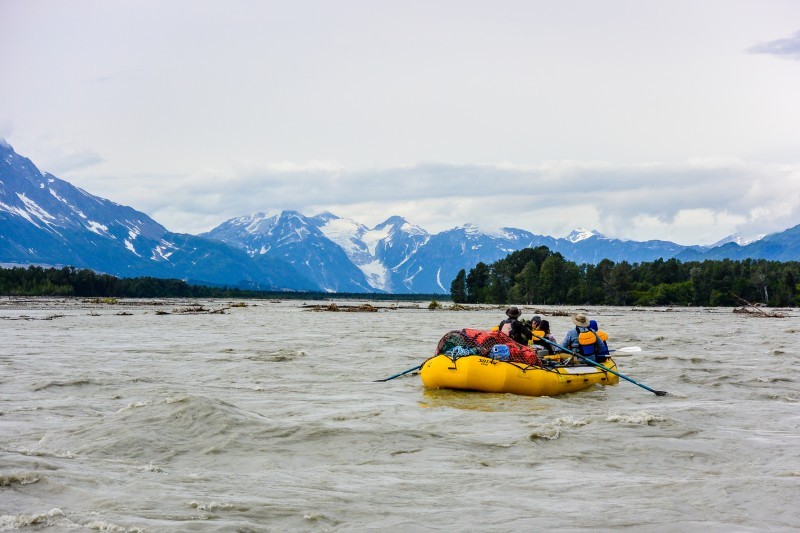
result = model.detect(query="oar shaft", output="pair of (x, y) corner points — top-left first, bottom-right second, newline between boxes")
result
(530, 333), (667, 396)
(376, 363), (422, 382)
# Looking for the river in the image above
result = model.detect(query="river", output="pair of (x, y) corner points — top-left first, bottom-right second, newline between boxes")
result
(1, 297), (798, 532)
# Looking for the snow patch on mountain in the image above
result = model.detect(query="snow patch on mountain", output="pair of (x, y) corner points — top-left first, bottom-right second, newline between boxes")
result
(245, 213), (270, 233)
(436, 267), (446, 292)
(316, 214), (392, 291)
(360, 258), (390, 289)
(48, 188), (68, 204)
(566, 228), (601, 243)
(87, 221), (109, 235)
(17, 193), (56, 224)
(710, 233), (766, 247)
(318, 216), (367, 256)
(2, 196), (54, 231)
(151, 240), (176, 261)
(461, 223), (493, 237)
(362, 226), (391, 256)
(124, 239), (139, 256)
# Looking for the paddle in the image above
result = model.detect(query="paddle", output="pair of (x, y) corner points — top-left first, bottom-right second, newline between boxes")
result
(607, 346), (642, 357)
(613, 346), (642, 353)
(375, 363), (423, 382)
(530, 333), (667, 396)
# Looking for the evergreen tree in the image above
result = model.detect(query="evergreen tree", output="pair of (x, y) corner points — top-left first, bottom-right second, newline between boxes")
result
(450, 269), (467, 303)
(465, 262), (490, 303)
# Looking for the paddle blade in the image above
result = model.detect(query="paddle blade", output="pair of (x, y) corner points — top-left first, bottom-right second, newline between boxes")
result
(616, 346), (642, 353)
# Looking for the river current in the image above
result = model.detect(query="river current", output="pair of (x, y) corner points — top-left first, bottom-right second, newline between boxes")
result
(1, 297), (798, 532)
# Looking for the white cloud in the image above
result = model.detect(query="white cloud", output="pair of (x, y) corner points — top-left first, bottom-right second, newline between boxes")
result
(0, 118), (13, 144)
(7, 135), (105, 175)
(2, 2), (800, 247)
(67, 158), (797, 246)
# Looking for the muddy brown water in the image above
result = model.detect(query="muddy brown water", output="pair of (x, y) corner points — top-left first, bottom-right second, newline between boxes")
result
(2, 297), (798, 531)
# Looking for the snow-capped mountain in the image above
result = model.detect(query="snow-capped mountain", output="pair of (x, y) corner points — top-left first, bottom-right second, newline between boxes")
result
(384, 224), (553, 293)
(311, 213), (430, 293)
(4, 140), (800, 294)
(675, 225), (800, 262)
(202, 211), (376, 292)
(552, 230), (702, 265)
(0, 141), (315, 290)
(203, 211), (432, 293)
(566, 228), (602, 243)
(710, 233), (766, 247)
(311, 212), (393, 291)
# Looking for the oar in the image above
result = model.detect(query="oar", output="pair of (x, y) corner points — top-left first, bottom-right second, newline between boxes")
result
(608, 346), (642, 357)
(375, 363), (423, 382)
(530, 333), (667, 396)
(614, 346), (641, 353)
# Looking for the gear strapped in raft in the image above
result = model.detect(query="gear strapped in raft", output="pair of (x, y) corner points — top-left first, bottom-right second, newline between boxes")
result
(436, 328), (541, 367)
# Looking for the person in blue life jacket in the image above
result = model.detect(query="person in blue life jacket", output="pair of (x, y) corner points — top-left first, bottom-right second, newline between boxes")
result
(589, 319), (611, 360)
(498, 306), (532, 345)
(562, 313), (607, 363)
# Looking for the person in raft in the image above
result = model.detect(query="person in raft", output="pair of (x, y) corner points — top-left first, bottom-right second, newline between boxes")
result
(498, 306), (532, 345)
(589, 319), (611, 361)
(531, 319), (558, 355)
(562, 313), (607, 363)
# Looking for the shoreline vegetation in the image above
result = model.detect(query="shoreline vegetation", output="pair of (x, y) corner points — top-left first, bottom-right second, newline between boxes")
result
(0, 265), (446, 302)
(449, 246), (800, 308)
(2, 245), (800, 311)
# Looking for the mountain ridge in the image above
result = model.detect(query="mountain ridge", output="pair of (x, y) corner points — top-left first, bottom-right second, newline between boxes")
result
(2, 140), (798, 294)
(0, 142), (316, 290)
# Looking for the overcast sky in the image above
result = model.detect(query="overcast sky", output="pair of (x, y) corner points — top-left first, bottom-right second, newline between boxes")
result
(2, 0), (799, 245)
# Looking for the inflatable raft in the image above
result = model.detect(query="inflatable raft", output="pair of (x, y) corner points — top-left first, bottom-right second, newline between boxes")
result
(420, 353), (619, 396)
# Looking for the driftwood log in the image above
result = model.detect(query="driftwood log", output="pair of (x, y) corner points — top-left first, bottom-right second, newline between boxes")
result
(304, 303), (379, 312)
(732, 294), (786, 318)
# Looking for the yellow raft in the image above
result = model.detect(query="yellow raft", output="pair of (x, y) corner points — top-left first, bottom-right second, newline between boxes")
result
(420, 354), (620, 396)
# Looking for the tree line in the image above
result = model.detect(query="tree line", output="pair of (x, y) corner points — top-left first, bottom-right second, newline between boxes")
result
(449, 246), (800, 307)
(0, 265), (442, 301)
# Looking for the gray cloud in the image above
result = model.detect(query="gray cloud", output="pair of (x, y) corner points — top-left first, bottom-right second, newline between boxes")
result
(748, 31), (800, 61)
(47, 151), (105, 175)
(21, 138), (106, 176)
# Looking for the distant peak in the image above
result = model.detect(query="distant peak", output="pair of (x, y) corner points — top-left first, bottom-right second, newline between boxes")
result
(312, 211), (339, 222)
(379, 215), (408, 226)
(710, 233), (766, 247)
(277, 210), (311, 224)
(372, 215), (428, 235)
(455, 223), (509, 238)
(566, 228), (602, 243)
(376, 215), (410, 231)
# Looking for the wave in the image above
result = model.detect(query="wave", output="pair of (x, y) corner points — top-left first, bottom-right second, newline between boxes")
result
(0, 508), (145, 532)
(0, 472), (40, 486)
(32, 379), (98, 392)
(61, 394), (279, 462)
(528, 415), (591, 441)
(607, 410), (665, 425)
